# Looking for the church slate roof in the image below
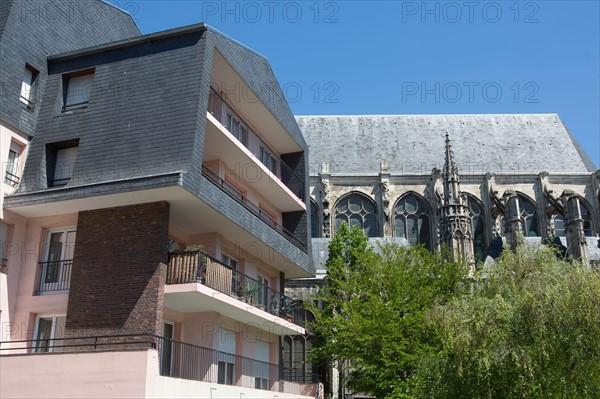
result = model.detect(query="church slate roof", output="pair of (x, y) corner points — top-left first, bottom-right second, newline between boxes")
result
(296, 114), (597, 176)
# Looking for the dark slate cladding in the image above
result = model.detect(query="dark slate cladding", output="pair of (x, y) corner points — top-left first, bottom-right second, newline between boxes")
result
(0, 0), (140, 137)
(18, 29), (207, 192)
(5, 23), (313, 274)
(0, 0), (14, 35)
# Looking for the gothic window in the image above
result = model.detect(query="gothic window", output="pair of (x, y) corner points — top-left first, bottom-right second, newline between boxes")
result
(467, 196), (486, 264)
(394, 193), (432, 250)
(581, 202), (594, 237)
(517, 194), (539, 237)
(554, 215), (566, 237)
(282, 335), (316, 383)
(552, 200), (592, 237)
(334, 193), (378, 237)
(310, 199), (321, 238)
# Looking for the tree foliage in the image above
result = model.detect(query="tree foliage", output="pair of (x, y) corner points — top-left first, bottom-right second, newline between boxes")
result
(416, 239), (600, 399)
(309, 223), (470, 398)
(310, 226), (600, 399)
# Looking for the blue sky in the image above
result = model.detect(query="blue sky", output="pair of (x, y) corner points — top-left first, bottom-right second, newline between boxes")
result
(113, 1), (600, 167)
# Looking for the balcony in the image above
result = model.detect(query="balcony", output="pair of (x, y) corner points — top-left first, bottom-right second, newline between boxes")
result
(166, 251), (307, 327)
(202, 165), (306, 251)
(155, 336), (318, 394)
(207, 88), (305, 203)
(35, 260), (72, 294)
(0, 334), (319, 397)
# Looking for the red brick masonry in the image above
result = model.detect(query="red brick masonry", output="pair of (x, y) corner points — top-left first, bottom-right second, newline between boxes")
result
(65, 201), (170, 338)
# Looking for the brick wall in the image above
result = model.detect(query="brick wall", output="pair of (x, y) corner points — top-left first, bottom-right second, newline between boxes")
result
(65, 201), (170, 338)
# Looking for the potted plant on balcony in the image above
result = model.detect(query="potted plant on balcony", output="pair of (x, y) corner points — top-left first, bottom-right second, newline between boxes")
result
(240, 282), (260, 306)
(269, 294), (280, 316)
(281, 297), (294, 322)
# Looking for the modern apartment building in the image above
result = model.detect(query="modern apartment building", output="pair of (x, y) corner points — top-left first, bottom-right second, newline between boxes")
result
(1, 1), (317, 398)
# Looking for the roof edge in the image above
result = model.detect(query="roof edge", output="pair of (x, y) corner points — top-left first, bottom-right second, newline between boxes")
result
(296, 113), (561, 118)
(48, 23), (208, 61)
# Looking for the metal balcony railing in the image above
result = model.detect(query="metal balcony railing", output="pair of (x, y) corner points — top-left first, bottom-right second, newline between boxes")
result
(20, 95), (34, 109)
(35, 259), (72, 294)
(201, 165), (306, 251)
(166, 251), (307, 326)
(4, 171), (20, 187)
(155, 336), (319, 394)
(0, 334), (320, 396)
(62, 101), (88, 112)
(208, 88), (305, 202)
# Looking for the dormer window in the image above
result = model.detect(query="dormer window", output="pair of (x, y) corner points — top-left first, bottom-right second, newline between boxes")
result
(47, 140), (79, 187)
(63, 69), (95, 112)
(20, 65), (38, 108)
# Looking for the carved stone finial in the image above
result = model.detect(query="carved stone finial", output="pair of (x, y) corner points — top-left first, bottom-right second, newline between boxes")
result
(380, 161), (389, 174)
(321, 161), (330, 175)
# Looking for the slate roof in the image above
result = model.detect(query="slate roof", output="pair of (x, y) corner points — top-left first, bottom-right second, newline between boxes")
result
(296, 114), (597, 175)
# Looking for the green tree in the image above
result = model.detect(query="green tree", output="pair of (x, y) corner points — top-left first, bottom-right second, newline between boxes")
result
(417, 240), (600, 399)
(310, 223), (470, 398)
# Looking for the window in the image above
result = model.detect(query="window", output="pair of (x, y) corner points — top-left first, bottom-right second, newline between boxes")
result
(260, 146), (278, 175)
(226, 113), (248, 145)
(282, 335), (315, 383)
(160, 322), (175, 376)
(5, 142), (22, 187)
(255, 340), (270, 390)
(217, 329), (236, 385)
(554, 215), (565, 237)
(20, 65), (37, 107)
(37, 228), (75, 294)
(33, 315), (66, 353)
(310, 200), (321, 238)
(581, 202), (594, 237)
(256, 274), (270, 309)
(47, 140), (79, 187)
(334, 193), (378, 237)
(63, 69), (94, 111)
(515, 195), (539, 237)
(222, 253), (239, 293)
(467, 197), (486, 263)
(394, 193), (432, 250)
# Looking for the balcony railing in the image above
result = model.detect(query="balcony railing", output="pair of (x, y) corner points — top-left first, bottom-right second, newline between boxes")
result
(208, 88), (305, 202)
(4, 171), (20, 187)
(35, 259), (72, 294)
(1, 258), (7, 274)
(202, 165), (306, 251)
(167, 251), (307, 326)
(0, 334), (319, 396)
(62, 101), (88, 112)
(155, 336), (319, 394)
(20, 95), (35, 109)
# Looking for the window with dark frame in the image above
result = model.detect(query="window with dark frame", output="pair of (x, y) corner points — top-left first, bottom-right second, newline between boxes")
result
(62, 69), (95, 112)
(20, 64), (38, 108)
(46, 139), (79, 188)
